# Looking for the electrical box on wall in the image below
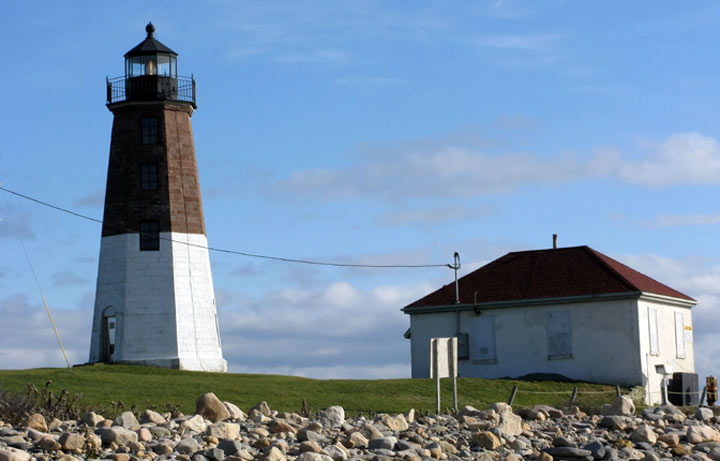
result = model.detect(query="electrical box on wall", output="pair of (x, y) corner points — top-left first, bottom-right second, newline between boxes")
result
(457, 333), (469, 359)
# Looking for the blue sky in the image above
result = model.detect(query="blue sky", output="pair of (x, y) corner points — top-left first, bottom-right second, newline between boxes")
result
(2, 1), (720, 381)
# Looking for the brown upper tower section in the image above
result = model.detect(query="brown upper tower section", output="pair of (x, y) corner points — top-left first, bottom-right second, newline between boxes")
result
(101, 23), (205, 238)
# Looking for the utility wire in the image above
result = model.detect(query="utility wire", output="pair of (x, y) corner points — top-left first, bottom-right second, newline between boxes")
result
(0, 185), (451, 269)
(1, 187), (71, 368)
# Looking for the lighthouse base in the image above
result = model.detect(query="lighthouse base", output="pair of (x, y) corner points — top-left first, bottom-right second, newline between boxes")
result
(114, 357), (227, 373)
(89, 232), (226, 372)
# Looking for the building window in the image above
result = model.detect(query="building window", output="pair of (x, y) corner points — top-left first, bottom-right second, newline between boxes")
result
(141, 117), (158, 144)
(140, 163), (158, 191)
(139, 221), (160, 251)
(648, 306), (659, 356)
(547, 310), (572, 359)
(471, 315), (496, 363)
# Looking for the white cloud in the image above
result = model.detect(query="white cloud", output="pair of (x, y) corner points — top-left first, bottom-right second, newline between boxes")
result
(619, 132), (720, 187)
(0, 208), (35, 240)
(380, 204), (486, 226)
(476, 33), (563, 51)
(278, 146), (587, 200)
(272, 131), (720, 204)
(0, 294), (90, 369)
(274, 50), (348, 64)
(652, 213), (720, 228)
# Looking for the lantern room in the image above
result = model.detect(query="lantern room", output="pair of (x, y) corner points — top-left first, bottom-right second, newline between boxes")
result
(106, 22), (195, 107)
(125, 23), (178, 78)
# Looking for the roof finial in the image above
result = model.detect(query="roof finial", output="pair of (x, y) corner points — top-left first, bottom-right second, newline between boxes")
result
(146, 21), (155, 37)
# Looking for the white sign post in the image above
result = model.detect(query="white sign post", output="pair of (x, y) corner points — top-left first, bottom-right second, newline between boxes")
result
(430, 337), (458, 414)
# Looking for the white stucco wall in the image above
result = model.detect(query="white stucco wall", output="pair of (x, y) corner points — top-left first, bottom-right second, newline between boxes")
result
(90, 232), (226, 372)
(409, 298), (643, 386)
(636, 296), (695, 404)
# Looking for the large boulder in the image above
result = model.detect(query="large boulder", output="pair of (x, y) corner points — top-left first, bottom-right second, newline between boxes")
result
(113, 411), (140, 431)
(603, 396), (635, 416)
(631, 424), (657, 444)
(58, 432), (85, 452)
(100, 427), (138, 447)
(139, 409), (166, 425)
(471, 431), (501, 450)
(250, 401), (273, 417)
(318, 406), (345, 430)
(207, 422), (241, 440)
(223, 401), (247, 421)
(196, 393), (231, 423)
(182, 414), (208, 433)
(489, 403), (522, 437)
(381, 414), (408, 432)
(0, 448), (30, 461)
(25, 414), (47, 432)
(175, 437), (202, 455)
(687, 425), (720, 444)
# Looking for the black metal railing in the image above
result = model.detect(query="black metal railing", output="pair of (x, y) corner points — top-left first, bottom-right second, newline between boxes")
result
(106, 75), (196, 106)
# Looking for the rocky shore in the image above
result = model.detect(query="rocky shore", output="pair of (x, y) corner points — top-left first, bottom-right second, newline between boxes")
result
(1, 392), (720, 461)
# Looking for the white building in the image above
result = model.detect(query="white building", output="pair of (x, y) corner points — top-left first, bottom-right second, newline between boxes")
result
(402, 245), (695, 404)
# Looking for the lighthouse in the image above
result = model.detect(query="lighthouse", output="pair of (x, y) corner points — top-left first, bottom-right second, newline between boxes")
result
(89, 23), (227, 372)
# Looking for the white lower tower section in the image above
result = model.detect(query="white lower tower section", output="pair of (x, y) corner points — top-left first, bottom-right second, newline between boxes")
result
(90, 232), (227, 372)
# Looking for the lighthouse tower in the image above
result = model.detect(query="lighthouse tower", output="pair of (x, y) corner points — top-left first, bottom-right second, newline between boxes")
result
(89, 23), (227, 372)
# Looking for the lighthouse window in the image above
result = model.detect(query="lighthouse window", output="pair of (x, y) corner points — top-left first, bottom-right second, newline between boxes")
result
(139, 221), (160, 251)
(141, 117), (158, 144)
(140, 163), (158, 191)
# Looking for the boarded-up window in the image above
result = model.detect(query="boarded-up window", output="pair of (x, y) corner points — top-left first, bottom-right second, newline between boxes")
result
(471, 316), (496, 363)
(648, 307), (659, 356)
(675, 312), (686, 358)
(546, 310), (572, 359)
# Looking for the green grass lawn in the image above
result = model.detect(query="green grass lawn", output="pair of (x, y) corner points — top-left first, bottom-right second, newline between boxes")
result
(0, 365), (622, 417)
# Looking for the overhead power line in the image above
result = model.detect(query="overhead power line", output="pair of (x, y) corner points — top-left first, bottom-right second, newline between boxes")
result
(0, 185), (451, 269)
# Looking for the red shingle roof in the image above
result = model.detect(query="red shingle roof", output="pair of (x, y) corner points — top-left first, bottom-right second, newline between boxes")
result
(405, 246), (694, 309)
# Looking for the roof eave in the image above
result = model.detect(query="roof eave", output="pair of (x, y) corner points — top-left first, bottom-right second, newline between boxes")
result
(402, 291), (650, 315)
(638, 291), (696, 307)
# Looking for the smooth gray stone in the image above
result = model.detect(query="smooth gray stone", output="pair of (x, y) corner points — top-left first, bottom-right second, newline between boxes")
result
(584, 441), (606, 460)
(149, 426), (171, 438)
(201, 448), (225, 461)
(545, 446), (593, 458)
(368, 436), (397, 450)
(217, 440), (244, 456)
(635, 442), (652, 450)
(554, 436), (578, 448)
(395, 440), (420, 451)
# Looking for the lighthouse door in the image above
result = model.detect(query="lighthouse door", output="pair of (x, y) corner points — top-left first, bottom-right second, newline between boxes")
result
(101, 307), (117, 363)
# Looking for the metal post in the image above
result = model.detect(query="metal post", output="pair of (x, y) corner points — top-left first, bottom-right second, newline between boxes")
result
(450, 252), (461, 304)
(508, 385), (518, 406)
(569, 387), (578, 406)
(451, 339), (458, 412)
(433, 339), (441, 414)
(662, 377), (668, 405)
(700, 386), (707, 406)
(615, 385), (621, 397)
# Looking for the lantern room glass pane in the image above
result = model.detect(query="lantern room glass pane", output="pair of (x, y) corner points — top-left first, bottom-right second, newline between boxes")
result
(126, 55), (176, 78)
(158, 56), (170, 76)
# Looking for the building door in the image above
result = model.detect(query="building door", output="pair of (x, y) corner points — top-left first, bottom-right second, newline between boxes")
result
(101, 307), (117, 363)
